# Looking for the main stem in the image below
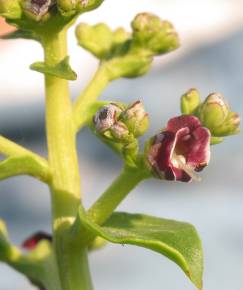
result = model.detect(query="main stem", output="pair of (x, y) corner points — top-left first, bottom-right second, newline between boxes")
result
(43, 29), (93, 290)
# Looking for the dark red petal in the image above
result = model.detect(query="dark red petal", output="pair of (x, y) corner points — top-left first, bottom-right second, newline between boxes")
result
(150, 131), (175, 172)
(186, 127), (211, 170)
(22, 231), (52, 250)
(166, 115), (201, 133)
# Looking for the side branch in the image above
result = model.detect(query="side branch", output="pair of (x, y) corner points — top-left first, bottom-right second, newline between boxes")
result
(0, 135), (51, 183)
(73, 64), (110, 132)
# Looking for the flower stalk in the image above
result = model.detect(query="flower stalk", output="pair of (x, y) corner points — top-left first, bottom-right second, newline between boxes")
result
(42, 28), (93, 290)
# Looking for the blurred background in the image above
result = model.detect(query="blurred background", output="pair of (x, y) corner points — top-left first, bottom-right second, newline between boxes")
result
(0, 0), (243, 289)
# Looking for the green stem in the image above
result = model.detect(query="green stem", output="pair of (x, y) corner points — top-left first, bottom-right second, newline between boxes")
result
(73, 64), (109, 131)
(87, 166), (149, 225)
(42, 29), (93, 290)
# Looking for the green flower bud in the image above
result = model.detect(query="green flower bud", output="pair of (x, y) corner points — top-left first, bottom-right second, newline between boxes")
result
(181, 88), (201, 115)
(57, 0), (76, 15)
(121, 101), (149, 137)
(76, 0), (104, 12)
(76, 23), (113, 59)
(0, 0), (22, 19)
(199, 93), (228, 129)
(113, 27), (130, 46)
(131, 12), (179, 55)
(198, 93), (240, 137)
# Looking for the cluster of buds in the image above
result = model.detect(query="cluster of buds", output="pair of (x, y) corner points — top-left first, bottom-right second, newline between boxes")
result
(76, 12), (179, 79)
(0, 0), (104, 24)
(93, 101), (149, 161)
(181, 89), (240, 143)
(131, 13), (179, 55)
(57, 0), (104, 16)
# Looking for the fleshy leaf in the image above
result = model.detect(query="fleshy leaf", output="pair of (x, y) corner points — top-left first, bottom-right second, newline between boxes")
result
(79, 211), (203, 289)
(30, 56), (77, 80)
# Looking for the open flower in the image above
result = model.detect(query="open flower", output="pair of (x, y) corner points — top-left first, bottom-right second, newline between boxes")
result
(147, 115), (211, 182)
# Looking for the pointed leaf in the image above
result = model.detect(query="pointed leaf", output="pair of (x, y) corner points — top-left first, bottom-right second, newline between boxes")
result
(79, 211), (203, 289)
(30, 56), (77, 80)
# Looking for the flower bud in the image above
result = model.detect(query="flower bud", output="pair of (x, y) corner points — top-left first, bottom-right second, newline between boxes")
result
(110, 121), (131, 142)
(0, 0), (22, 19)
(212, 111), (240, 136)
(121, 101), (149, 137)
(57, 0), (76, 15)
(113, 27), (130, 46)
(181, 88), (201, 115)
(76, 23), (113, 59)
(199, 93), (229, 129)
(131, 12), (179, 55)
(93, 103), (122, 133)
(23, 0), (55, 21)
(198, 93), (240, 137)
(76, 0), (104, 13)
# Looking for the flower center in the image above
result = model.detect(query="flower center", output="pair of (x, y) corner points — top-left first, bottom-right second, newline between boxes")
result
(172, 153), (201, 182)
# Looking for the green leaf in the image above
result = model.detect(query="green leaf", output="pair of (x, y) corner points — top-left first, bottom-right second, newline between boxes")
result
(79, 211), (203, 289)
(0, 29), (40, 41)
(30, 56), (77, 80)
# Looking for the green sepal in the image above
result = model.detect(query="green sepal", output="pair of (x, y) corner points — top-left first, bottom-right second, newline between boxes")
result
(210, 136), (224, 145)
(79, 211), (203, 289)
(30, 56), (77, 80)
(0, 29), (40, 41)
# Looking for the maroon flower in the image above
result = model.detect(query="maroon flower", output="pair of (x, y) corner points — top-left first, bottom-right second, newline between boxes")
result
(147, 115), (211, 182)
(22, 231), (52, 250)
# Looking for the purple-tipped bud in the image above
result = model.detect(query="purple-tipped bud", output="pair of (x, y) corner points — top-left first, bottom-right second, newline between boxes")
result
(23, 0), (55, 20)
(121, 100), (149, 137)
(93, 104), (122, 133)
